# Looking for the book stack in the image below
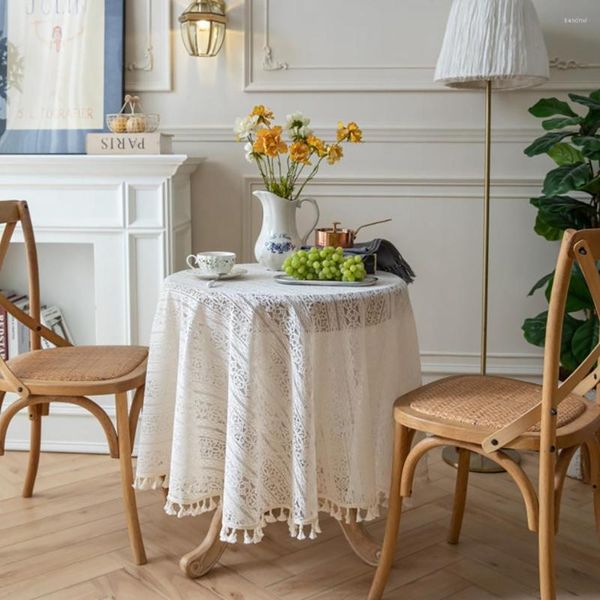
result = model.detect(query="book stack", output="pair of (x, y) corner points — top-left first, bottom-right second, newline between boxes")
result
(0, 291), (73, 360)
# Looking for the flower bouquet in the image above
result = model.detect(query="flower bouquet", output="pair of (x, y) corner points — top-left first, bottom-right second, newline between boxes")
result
(234, 106), (362, 269)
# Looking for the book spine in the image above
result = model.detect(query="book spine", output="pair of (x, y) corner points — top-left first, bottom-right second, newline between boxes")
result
(0, 305), (7, 360)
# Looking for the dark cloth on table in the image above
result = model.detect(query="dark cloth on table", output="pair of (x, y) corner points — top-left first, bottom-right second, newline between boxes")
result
(345, 239), (415, 284)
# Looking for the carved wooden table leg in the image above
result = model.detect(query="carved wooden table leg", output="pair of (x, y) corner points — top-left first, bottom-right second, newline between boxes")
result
(180, 505), (228, 578)
(338, 509), (381, 567)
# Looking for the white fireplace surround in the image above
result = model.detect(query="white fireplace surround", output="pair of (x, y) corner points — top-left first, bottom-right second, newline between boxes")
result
(0, 154), (201, 453)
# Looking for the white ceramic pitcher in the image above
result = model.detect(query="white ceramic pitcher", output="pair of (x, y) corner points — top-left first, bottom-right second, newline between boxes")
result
(253, 190), (320, 270)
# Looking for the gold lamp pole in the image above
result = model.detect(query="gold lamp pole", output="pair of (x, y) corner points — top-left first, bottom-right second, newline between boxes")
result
(434, 0), (550, 473)
(481, 80), (492, 377)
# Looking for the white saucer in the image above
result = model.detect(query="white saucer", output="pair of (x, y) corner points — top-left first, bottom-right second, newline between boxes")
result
(193, 267), (248, 281)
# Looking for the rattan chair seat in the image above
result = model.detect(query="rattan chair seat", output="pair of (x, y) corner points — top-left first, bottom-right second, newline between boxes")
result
(406, 375), (586, 431)
(7, 346), (148, 382)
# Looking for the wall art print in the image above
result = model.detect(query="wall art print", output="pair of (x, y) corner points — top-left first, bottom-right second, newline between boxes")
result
(0, 0), (123, 153)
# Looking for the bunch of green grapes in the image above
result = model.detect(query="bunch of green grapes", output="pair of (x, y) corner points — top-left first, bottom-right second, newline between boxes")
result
(282, 246), (367, 282)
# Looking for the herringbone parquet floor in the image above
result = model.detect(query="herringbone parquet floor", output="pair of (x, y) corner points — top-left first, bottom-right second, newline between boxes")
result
(1, 449), (599, 599)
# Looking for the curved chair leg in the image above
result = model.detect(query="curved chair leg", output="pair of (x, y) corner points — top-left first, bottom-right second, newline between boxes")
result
(367, 423), (414, 600)
(539, 441), (557, 600)
(553, 445), (579, 532)
(447, 447), (470, 544)
(22, 403), (43, 498)
(584, 436), (600, 536)
(116, 392), (147, 565)
(129, 385), (144, 452)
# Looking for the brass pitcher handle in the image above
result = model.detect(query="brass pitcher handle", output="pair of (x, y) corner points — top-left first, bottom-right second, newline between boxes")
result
(298, 197), (320, 245)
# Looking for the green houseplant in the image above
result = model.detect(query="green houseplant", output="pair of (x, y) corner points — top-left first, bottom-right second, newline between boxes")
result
(523, 90), (600, 373)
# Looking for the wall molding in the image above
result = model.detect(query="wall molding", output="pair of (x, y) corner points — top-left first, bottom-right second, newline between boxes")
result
(244, 0), (600, 92)
(166, 126), (539, 145)
(125, 0), (171, 92)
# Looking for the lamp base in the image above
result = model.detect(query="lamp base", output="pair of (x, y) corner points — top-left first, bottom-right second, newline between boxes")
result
(442, 446), (521, 473)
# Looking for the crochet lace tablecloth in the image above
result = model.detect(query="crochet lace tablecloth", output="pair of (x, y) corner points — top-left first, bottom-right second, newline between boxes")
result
(134, 264), (421, 543)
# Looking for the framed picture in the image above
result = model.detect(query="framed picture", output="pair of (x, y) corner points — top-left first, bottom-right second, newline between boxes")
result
(0, 0), (124, 154)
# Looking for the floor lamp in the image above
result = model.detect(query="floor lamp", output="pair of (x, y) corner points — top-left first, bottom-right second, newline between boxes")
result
(434, 0), (550, 472)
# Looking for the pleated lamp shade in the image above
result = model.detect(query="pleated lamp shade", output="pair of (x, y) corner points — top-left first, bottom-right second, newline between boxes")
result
(435, 0), (549, 90)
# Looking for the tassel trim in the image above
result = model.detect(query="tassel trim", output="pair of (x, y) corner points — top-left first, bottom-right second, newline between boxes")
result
(136, 473), (387, 545)
(133, 475), (169, 491)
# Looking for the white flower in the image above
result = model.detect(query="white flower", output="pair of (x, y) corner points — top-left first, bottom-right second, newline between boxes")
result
(234, 115), (258, 141)
(284, 111), (310, 131)
(244, 142), (255, 163)
(297, 125), (313, 138)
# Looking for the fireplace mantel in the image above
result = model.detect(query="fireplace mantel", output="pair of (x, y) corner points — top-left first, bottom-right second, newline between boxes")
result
(0, 153), (202, 452)
(0, 154), (201, 178)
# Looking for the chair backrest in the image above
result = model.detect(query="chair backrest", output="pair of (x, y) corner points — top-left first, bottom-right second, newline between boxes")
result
(0, 201), (41, 351)
(542, 228), (600, 409)
(483, 228), (600, 452)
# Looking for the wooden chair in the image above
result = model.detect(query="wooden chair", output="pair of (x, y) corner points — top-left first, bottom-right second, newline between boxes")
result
(368, 228), (600, 600)
(0, 200), (148, 565)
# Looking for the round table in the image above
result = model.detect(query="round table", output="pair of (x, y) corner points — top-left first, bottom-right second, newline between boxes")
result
(134, 263), (421, 576)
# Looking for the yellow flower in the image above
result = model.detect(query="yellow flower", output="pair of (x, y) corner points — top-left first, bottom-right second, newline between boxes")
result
(336, 121), (348, 142)
(307, 135), (327, 158)
(253, 126), (287, 157)
(290, 141), (311, 165)
(346, 122), (363, 143)
(337, 121), (362, 143)
(251, 105), (274, 125)
(326, 144), (343, 165)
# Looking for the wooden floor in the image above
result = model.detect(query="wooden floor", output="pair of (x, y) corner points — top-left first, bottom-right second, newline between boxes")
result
(1, 449), (599, 600)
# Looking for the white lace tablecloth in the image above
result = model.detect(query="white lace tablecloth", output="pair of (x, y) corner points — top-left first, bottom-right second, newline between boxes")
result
(135, 264), (421, 543)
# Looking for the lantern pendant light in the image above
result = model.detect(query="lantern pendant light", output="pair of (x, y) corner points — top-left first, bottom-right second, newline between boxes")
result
(179, 0), (226, 57)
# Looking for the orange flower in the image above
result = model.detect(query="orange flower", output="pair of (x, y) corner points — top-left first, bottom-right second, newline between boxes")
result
(307, 135), (327, 158)
(251, 105), (274, 125)
(326, 144), (343, 165)
(290, 141), (311, 164)
(253, 126), (287, 157)
(337, 121), (362, 143)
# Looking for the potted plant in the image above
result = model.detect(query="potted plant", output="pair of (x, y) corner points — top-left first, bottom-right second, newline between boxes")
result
(234, 106), (362, 270)
(523, 89), (600, 482)
(522, 89), (600, 373)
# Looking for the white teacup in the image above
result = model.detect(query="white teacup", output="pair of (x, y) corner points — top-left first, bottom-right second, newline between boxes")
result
(187, 251), (236, 276)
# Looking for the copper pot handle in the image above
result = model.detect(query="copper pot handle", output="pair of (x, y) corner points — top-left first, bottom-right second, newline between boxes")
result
(353, 218), (392, 237)
(298, 197), (320, 245)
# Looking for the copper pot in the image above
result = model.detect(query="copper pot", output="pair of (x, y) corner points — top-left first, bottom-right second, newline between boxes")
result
(314, 219), (392, 248)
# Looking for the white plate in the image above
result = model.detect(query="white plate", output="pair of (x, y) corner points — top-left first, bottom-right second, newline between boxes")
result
(274, 274), (378, 287)
(193, 267), (248, 281)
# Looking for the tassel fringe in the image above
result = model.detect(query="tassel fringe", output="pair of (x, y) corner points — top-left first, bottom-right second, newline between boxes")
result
(149, 481), (387, 546)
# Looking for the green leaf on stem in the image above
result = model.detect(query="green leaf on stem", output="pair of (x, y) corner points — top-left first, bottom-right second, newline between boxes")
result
(524, 131), (572, 157)
(533, 213), (562, 241)
(544, 265), (594, 312)
(572, 136), (600, 160)
(568, 93), (600, 111)
(528, 271), (554, 296)
(547, 143), (584, 166)
(571, 317), (599, 365)
(528, 97), (578, 118)
(542, 163), (591, 196)
(530, 196), (595, 231)
(542, 116), (582, 130)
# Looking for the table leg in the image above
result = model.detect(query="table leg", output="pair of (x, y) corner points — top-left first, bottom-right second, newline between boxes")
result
(179, 505), (228, 578)
(338, 509), (381, 567)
